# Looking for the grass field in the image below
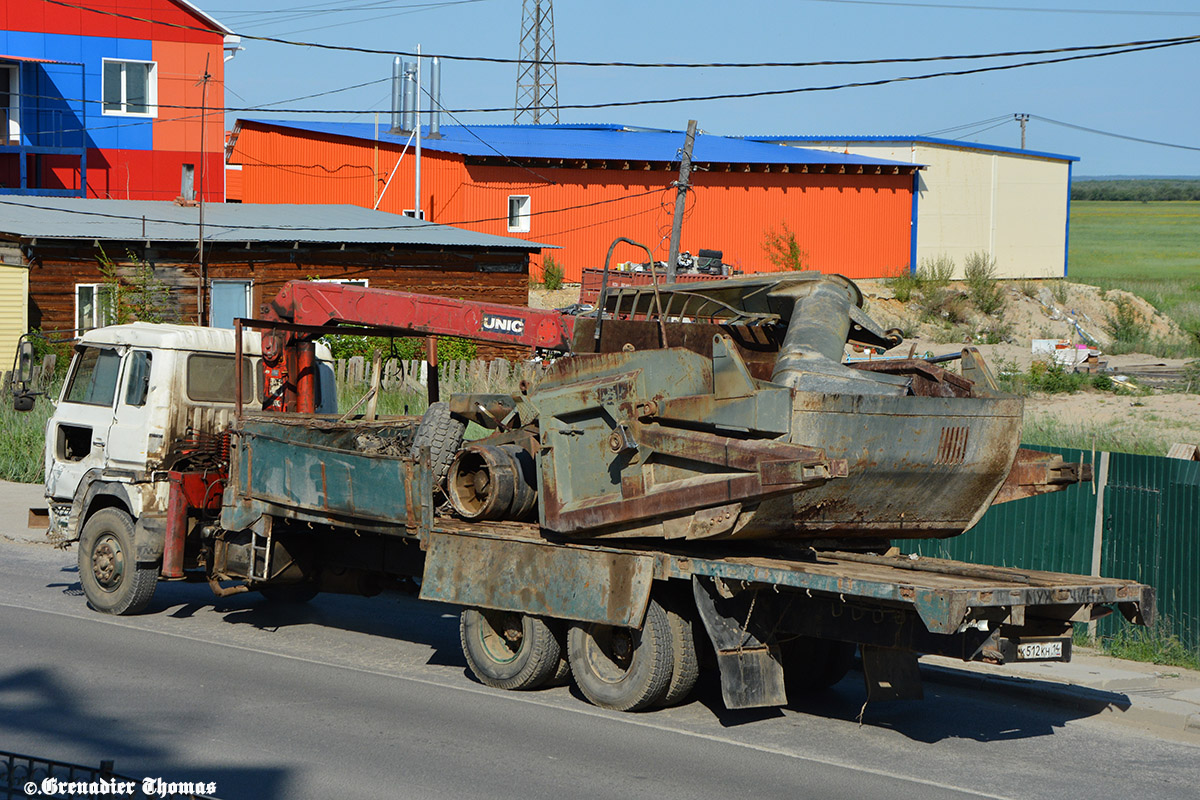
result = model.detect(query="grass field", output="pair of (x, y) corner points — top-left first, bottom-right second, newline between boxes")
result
(1068, 201), (1200, 350)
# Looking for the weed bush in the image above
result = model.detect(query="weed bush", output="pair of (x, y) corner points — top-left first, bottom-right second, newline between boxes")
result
(1050, 279), (1070, 305)
(1098, 617), (1200, 671)
(963, 251), (1005, 315)
(320, 334), (477, 363)
(0, 379), (58, 483)
(1103, 296), (1141, 346)
(762, 223), (808, 271)
(540, 256), (565, 290)
(887, 267), (920, 303)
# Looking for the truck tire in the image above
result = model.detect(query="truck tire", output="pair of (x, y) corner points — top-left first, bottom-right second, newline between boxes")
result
(656, 603), (700, 708)
(78, 508), (157, 616)
(782, 636), (857, 695)
(460, 609), (562, 691)
(568, 599), (673, 712)
(409, 402), (466, 490)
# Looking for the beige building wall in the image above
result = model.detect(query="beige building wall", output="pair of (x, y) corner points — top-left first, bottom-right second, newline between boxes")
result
(0, 263), (29, 367)
(776, 140), (1072, 278)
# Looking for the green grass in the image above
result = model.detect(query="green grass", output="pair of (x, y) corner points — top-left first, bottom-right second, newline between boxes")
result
(0, 390), (54, 484)
(1069, 201), (1200, 354)
(1076, 618), (1200, 672)
(1021, 415), (1179, 457)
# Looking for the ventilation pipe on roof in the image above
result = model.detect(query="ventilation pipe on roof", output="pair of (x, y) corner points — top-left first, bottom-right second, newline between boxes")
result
(402, 62), (417, 133)
(390, 57), (403, 132)
(429, 57), (441, 138)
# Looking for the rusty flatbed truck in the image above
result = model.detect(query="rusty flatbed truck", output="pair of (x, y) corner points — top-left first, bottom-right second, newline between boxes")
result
(44, 265), (1155, 713)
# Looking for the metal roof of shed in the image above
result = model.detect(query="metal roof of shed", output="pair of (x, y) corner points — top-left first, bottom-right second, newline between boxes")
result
(234, 120), (916, 169)
(746, 135), (1079, 163)
(0, 198), (544, 250)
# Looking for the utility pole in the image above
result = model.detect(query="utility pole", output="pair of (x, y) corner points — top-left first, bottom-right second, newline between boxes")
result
(414, 44), (422, 219)
(197, 53), (211, 324)
(666, 120), (698, 284)
(1015, 113), (1030, 149)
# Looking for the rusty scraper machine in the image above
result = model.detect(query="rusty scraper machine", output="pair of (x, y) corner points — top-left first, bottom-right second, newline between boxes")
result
(248, 238), (1087, 550)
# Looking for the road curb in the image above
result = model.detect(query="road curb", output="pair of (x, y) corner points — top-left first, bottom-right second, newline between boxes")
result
(921, 663), (1200, 737)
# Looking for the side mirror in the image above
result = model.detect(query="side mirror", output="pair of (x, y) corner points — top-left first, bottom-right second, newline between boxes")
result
(13, 391), (34, 412)
(15, 340), (35, 385)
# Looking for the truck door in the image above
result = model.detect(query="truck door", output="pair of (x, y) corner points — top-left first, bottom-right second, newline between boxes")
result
(45, 345), (121, 502)
(105, 349), (155, 474)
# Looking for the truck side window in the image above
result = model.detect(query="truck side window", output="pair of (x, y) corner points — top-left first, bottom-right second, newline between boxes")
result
(64, 347), (122, 407)
(186, 354), (254, 403)
(124, 350), (152, 407)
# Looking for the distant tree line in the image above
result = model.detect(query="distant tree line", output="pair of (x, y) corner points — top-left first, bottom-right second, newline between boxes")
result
(1071, 179), (1200, 201)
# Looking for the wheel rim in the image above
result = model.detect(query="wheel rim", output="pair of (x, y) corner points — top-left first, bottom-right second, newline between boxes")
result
(477, 610), (524, 664)
(582, 625), (636, 684)
(91, 533), (125, 592)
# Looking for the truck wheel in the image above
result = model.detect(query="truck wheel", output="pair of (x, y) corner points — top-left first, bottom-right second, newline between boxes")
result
(460, 609), (562, 690)
(782, 636), (858, 695)
(656, 603), (700, 708)
(568, 600), (673, 712)
(410, 402), (466, 489)
(78, 508), (157, 616)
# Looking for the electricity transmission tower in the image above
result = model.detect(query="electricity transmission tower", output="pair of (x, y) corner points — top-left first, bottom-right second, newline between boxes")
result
(514, 0), (559, 124)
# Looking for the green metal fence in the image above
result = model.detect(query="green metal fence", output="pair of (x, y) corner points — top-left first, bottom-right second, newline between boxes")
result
(898, 446), (1200, 654)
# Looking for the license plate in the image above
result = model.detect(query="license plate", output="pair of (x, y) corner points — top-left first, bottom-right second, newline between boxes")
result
(1016, 640), (1063, 660)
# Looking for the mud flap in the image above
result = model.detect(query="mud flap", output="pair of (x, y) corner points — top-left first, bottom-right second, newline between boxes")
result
(692, 575), (788, 709)
(861, 645), (923, 701)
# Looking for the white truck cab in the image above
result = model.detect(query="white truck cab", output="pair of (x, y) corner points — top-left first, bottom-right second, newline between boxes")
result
(43, 323), (333, 612)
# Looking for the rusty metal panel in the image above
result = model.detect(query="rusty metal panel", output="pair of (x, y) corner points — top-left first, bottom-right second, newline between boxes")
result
(419, 531), (655, 627)
(897, 446), (1097, 576)
(231, 419), (412, 527)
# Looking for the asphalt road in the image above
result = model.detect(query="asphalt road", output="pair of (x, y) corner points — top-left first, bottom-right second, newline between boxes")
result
(2, 538), (1198, 800)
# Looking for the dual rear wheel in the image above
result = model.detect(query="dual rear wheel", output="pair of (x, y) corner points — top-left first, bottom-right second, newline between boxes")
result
(460, 598), (701, 711)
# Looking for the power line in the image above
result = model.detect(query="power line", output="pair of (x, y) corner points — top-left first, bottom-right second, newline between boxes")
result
(18, 38), (1200, 119)
(1029, 115), (1200, 152)
(33, 1), (1200, 68)
(799, 0), (1200, 17)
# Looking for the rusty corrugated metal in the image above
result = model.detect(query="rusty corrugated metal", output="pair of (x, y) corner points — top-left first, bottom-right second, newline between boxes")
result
(231, 126), (914, 284)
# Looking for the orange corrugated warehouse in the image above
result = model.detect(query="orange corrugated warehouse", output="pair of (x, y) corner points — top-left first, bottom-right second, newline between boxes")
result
(227, 120), (918, 283)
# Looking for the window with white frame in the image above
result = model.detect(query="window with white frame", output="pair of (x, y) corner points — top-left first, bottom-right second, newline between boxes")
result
(102, 59), (156, 116)
(75, 284), (115, 332)
(507, 195), (531, 233)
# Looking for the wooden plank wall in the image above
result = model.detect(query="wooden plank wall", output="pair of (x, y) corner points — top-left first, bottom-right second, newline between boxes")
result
(25, 242), (532, 359)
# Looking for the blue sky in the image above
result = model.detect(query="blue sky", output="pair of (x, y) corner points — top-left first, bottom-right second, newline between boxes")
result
(210, 0), (1200, 176)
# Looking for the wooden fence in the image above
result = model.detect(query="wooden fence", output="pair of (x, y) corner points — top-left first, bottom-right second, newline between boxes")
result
(334, 357), (543, 395)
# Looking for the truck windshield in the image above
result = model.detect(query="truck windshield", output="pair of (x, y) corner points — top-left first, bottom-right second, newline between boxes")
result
(186, 354), (256, 403)
(64, 347), (122, 406)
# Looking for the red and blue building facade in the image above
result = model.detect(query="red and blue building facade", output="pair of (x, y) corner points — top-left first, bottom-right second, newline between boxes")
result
(0, 1), (230, 200)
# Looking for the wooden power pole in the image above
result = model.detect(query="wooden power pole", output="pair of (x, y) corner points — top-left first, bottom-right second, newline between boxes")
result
(666, 119), (698, 284)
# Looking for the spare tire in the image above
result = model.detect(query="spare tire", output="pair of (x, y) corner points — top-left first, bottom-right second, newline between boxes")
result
(409, 401), (466, 489)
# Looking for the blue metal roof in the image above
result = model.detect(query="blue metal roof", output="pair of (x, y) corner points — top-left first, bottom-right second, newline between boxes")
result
(746, 135), (1079, 163)
(235, 120), (916, 169)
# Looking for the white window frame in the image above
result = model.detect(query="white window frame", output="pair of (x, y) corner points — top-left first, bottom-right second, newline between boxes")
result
(101, 58), (158, 118)
(507, 195), (531, 233)
(75, 283), (115, 333)
(0, 64), (19, 144)
(209, 279), (253, 329)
